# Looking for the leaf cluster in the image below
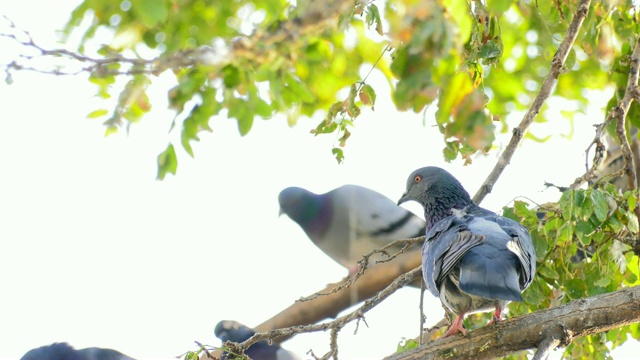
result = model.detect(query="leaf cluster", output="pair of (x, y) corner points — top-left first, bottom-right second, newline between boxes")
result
(495, 184), (640, 359)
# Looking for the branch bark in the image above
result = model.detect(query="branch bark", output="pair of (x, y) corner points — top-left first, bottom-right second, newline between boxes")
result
(384, 286), (640, 360)
(254, 249), (422, 337)
(472, 0), (592, 204)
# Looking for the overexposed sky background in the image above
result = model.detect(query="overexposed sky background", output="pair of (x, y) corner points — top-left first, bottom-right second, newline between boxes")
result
(0, 1), (636, 359)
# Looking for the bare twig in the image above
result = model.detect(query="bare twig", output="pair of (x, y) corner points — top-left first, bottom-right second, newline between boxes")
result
(472, 0), (592, 204)
(298, 237), (423, 302)
(227, 268), (422, 356)
(568, 122), (609, 189)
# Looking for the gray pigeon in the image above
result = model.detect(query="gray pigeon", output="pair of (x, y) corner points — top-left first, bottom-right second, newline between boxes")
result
(214, 320), (301, 360)
(398, 166), (536, 337)
(278, 185), (425, 272)
(20, 342), (136, 360)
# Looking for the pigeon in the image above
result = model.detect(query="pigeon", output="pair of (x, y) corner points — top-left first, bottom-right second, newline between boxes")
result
(278, 185), (425, 272)
(20, 342), (136, 360)
(397, 166), (536, 337)
(214, 320), (301, 360)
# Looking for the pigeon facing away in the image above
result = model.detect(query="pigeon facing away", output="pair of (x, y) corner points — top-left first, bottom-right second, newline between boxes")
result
(278, 185), (425, 272)
(215, 320), (301, 360)
(398, 167), (536, 337)
(20, 342), (136, 360)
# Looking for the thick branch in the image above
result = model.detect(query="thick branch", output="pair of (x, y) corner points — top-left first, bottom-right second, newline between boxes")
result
(234, 267), (422, 356)
(472, 0), (591, 204)
(202, 249), (422, 359)
(385, 286), (640, 360)
(255, 249), (422, 337)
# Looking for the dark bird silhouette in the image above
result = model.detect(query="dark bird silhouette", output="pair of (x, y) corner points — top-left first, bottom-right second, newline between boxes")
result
(20, 342), (135, 360)
(215, 320), (300, 360)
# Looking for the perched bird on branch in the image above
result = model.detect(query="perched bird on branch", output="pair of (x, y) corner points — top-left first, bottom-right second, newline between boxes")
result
(278, 185), (425, 274)
(215, 320), (300, 360)
(20, 342), (136, 360)
(398, 166), (536, 337)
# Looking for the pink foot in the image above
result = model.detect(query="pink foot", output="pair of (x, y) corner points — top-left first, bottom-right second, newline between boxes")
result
(488, 306), (503, 325)
(443, 313), (467, 337)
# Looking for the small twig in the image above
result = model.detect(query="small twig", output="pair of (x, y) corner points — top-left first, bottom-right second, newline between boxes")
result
(235, 267), (422, 354)
(297, 237), (424, 302)
(569, 122), (610, 189)
(415, 317), (449, 344)
(543, 182), (569, 192)
(472, 0), (592, 204)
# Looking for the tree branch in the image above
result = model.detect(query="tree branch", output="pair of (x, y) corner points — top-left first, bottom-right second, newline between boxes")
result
(202, 249), (422, 359)
(2, 0), (355, 78)
(227, 267), (422, 358)
(384, 286), (640, 360)
(614, 36), (640, 221)
(254, 249), (422, 337)
(472, 0), (592, 204)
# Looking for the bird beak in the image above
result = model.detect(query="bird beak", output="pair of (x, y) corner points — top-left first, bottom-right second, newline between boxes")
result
(278, 208), (284, 217)
(397, 191), (409, 206)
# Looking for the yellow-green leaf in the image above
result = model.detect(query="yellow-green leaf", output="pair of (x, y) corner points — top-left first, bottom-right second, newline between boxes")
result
(87, 109), (109, 119)
(157, 143), (178, 180)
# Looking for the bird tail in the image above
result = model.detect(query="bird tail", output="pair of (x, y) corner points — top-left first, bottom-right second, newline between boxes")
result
(458, 250), (523, 302)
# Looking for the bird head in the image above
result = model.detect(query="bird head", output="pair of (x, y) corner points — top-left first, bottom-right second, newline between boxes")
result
(398, 166), (472, 212)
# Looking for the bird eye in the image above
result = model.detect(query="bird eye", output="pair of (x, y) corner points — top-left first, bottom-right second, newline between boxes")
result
(414, 175), (422, 183)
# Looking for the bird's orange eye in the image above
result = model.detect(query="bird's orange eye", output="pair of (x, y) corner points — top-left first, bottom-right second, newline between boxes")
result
(414, 175), (422, 183)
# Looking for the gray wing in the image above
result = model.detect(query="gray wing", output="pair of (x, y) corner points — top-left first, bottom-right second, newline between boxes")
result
(495, 215), (537, 289)
(422, 216), (484, 297)
(334, 185), (425, 244)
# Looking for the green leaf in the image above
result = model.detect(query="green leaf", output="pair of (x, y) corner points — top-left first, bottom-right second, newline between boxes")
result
(628, 192), (637, 211)
(538, 265), (559, 280)
(397, 338), (419, 353)
(436, 72), (473, 125)
(628, 210), (640, 233)
(487, 0), (512, 13)
(136, 0), (169, 28)
(87, 109), (109, 119)
(285, 72), (315, 103)
(222, 65), (241, 88)
(594, 277), (611, 287)
(565, 278), (587, 300)
(559, 190), (574, 220)
(157, 143), (178, 180)
(591, 190), (609, 222)
(332, 147), (344, 164)
(365, 4), (384, 35)
(359, 84), (376, 108)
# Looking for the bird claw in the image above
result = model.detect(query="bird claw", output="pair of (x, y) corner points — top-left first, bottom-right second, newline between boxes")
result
(488, 307), (503, 325)
(442, 315), (467, 337)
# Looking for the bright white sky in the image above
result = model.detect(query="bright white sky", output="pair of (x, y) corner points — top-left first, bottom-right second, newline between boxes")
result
(0, 1), (637, 359)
